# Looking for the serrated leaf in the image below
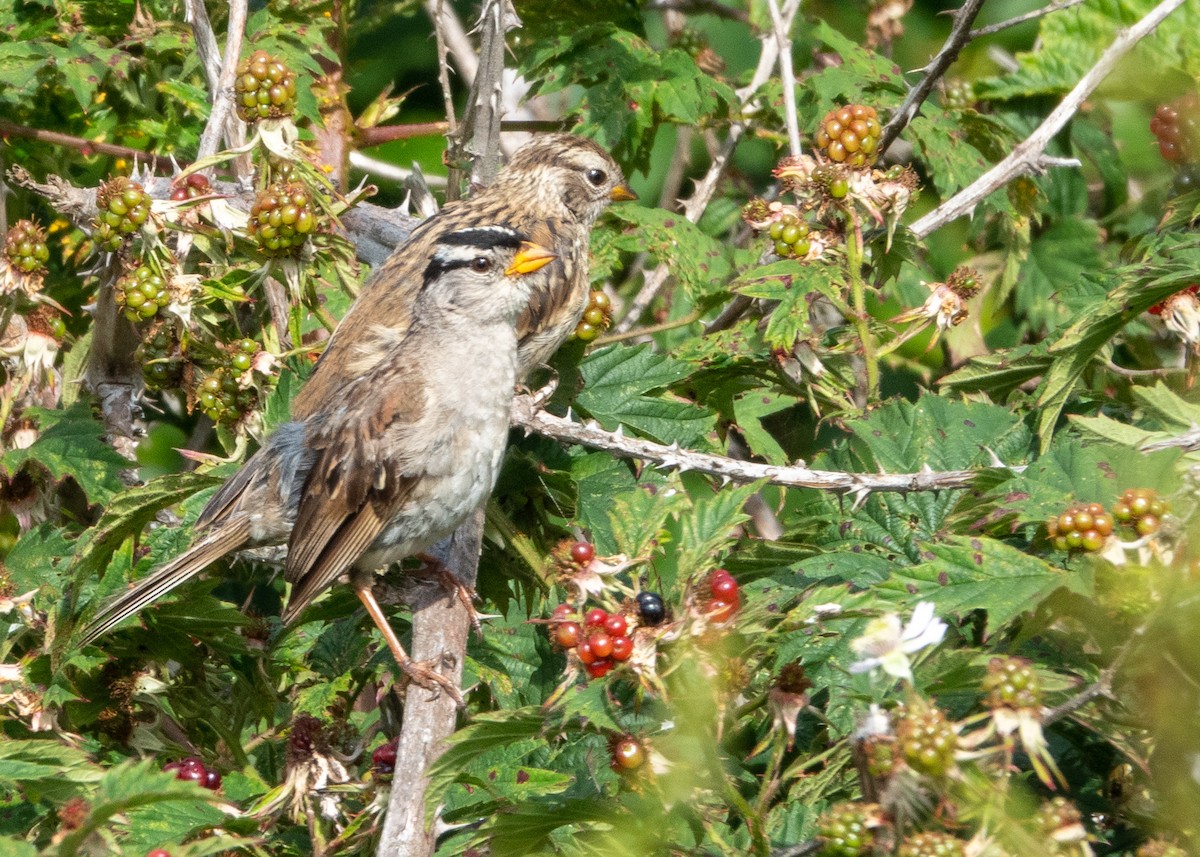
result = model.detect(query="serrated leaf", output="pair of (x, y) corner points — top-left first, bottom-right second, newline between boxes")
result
(907, 112), (997, 200)
(426, 709), (547, 816)
(2, 404), (130, 503)
(606, 206), (732, 300)
(576, 345), (716, 445)
(1131, 382), (1200, 430)
(555, 678), (623, 733)
(608, 481), (684, 560)
(3, 523), (74, 593)
(0, 740), (100, 786)
(676, 482), (760, 574)
(1016, 218), (1104, 330)
(572, 453), (639, 554)
(1070, 414), (1160, 447)
(876, 536), (1080, 629)
(732, 391), (793, 464)
(939, 345), (1053, 397)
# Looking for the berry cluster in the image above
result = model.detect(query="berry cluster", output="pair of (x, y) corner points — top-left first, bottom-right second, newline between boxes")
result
(609, 735), (646, 772)
(551, 602), (634, 679)
(940, 79), (974, 112)
(228, 337), (260, 373)
(4, 219), (50, 275)
(1045, 502), (1114, 552)
(234, 49), (298, 123)
(170, 172), (212, 202)
(574, 289), (613, 342)
(981, 656), (1042, 711)
(814, 104), (882, 168)
(115, 265), (171, 323)
(703, 568), (739, 623)
(896, 704), (957, 777)
(195, 365), (256, 424)
(897, 832), (965, 857)
(1150, 94), (1200, 165)
(163, 756), (221, 790)
(1032, 797), (1084, 848)
(249, 182), (318, 256)
(93, 177), (152, 252)
(813, 164), (851, 200)
(767, 213), (812, 258)
(137, 328), (184, 391)
(817, 801), (880, 857)
(372, 736), (398, 775)
(1112, 488), (1169, 537)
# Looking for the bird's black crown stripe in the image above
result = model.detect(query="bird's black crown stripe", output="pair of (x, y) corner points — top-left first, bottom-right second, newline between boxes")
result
(422, 226), (528, 288)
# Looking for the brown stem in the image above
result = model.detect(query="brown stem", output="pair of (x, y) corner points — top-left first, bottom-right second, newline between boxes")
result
(0, 120), (177, 173)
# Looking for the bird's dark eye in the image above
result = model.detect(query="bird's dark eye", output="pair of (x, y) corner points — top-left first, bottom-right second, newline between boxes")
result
(586, 168), (607, 187)
(470, 256), (492, 273)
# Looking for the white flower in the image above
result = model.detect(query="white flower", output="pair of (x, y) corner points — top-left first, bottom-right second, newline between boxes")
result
(849, 601), (947, 681)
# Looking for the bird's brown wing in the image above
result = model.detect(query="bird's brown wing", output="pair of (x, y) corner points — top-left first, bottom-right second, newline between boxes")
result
(282, 366), (428, 621)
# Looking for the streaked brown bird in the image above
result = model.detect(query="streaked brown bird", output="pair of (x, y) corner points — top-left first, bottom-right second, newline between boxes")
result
(81, 228), (557, 700)
(291, 133), (635, 418)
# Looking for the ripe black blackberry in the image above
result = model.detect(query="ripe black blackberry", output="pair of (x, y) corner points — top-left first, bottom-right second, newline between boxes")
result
(234, 49), (298, 123)
(4, 219), (50, 275)
(249, 182), (318, 256)
(94, 177), (151, 252)
(814, 104), (882, 168)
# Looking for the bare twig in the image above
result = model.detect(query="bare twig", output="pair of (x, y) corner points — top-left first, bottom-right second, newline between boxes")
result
(183, 0), (222, 92)
(765, 0), (802, 158)
(513, 397), (1018, 495)
(0, 120), (176, 173)
(877, 0), (989, 156)
(425, 0), (461, 165)
(909, 0), (1185, 238)
(611, 0), (801, 335)
(969, 0), (1088, 39)
(194, 0), (248, 161)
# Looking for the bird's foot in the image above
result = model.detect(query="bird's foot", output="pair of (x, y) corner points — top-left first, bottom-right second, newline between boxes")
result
(396, 653), (465, 709)
(415, 553), (484, 639)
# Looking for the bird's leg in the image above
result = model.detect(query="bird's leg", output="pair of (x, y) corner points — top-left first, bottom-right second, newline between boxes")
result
(414, 552), (483, 637)
(354, 583), (464, 708)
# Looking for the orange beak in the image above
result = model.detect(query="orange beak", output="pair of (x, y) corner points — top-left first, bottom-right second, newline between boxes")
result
(610, 183), (638, 202)
(506, 242), (558, 276)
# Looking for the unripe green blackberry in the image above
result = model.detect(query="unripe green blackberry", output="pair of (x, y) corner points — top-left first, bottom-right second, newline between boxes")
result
(194, 366), (256, 424)
(4, 219), (50, 275)
(1137, 839), (1188, 857)
(136, 327), (183, 391)
(227, 337), (259, 374)
(896, 704), (957, 777)
(1112, 488), (1168, 536)
(812, 164), (851, 200)
(816, 801), (881, 857)
(94, 177), (151, 252)
(814, 104), (882, 168)
(1046, 501), (1112, 552)
(1033, 797), (1087, 852)
(982, 656), (1041, 710)
(1150, 94), (1200, 165)
(234, 49), (298, 123)
(574, 290), (612, 342)
(767, 213), (811, 258)
(115, 265), (171, 322)
(940, 79), (974, 111)
(898, 832), (965, 857)
(249, 182), (318, 256)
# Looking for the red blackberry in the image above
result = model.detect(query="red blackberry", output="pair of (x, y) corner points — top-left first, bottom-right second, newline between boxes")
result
(234, 49), (298, 123)
(1150, 94), (1200, 164)
(1045, 501), (1112, 552)
(610, 735), (646, 771)
(814, 104), (882, 168)
(1111, 488), (1168, 536)
(170, 172), (213, 202)
(4, 219), (50, 275)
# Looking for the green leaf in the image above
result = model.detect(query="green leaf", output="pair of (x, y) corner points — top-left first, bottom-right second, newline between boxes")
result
(606, 206), (732, 301)
(2, 404), (130, 504)
(876, 536), (1082, 629)
(676, 481), (760, 574)
(576, 345), (716, 446)
(732, 259), (843, 349)
(427, 709), (548, 818)
(732, 391), (793, 464)
(939, 345), (1053, 397)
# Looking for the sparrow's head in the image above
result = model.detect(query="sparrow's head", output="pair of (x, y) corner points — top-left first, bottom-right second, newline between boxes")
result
(421, 227), (557, 322)
(501, 134), (637, 224)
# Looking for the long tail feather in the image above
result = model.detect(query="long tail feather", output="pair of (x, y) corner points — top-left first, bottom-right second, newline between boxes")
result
(78, 519), (252, 647)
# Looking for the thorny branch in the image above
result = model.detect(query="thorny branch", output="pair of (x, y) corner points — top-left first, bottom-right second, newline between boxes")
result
(612, 0), (802, 335)
(877, 0), (989, 156)
(968, 0), (1088, 39)
(193, 0), (248, 161)
(910, 0), (1186, 238)
(512, 397), (1016, 496)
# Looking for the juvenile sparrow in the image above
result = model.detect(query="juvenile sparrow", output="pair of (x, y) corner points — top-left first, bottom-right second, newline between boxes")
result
(291, 133), (635, 418)
(81, 227), (557, 699)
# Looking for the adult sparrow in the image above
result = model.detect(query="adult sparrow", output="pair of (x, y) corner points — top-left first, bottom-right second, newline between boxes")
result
(80, 227), (557, 700)
(291, 133), (635, 418)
